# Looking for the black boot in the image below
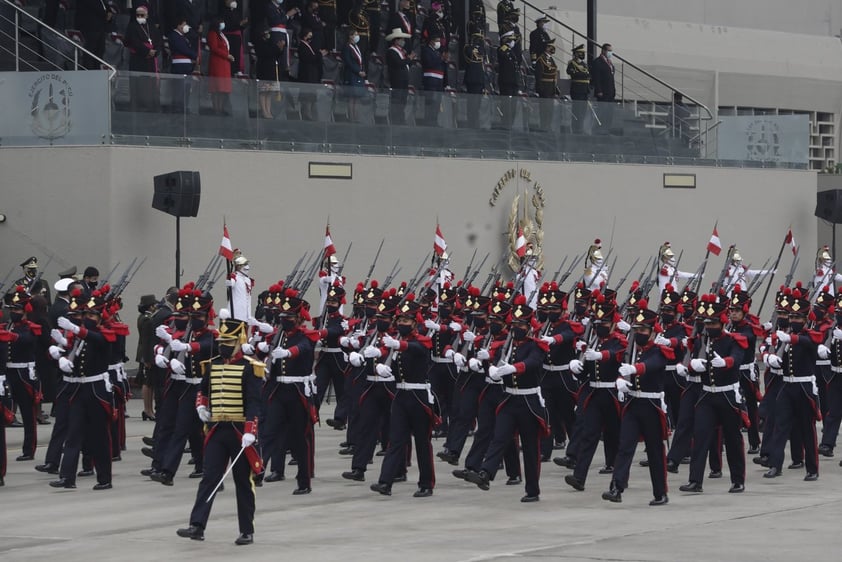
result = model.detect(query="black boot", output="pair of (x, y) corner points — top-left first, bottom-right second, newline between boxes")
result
(176, 525), (204, 541)
(464, 469), (491, 491)
(601, 481), (622, 503)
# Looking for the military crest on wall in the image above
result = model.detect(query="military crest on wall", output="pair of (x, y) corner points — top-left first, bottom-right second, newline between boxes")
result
(489, 168), (546, 273)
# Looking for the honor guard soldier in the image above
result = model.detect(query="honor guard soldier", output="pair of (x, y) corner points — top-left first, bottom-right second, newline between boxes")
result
(516, 245), (541, 310)
(421, 2), (449, 52)
(424, 284), (464, 437)
(177, 317), (264, 545)
(819, 292), (842, 456)
(566, 44), (589, 133)
(814, 245), (842, 295)
(583, 239), (608, 291)
(103, 293), (131, 459)
(314, 281), (350, 429)
(13, 257), (51, 302)
(0, 329), (10, 484)
(723, 247), (775, 293)
(3, 287), (42, 462)
(528, 16), (550, 67)
(602, 301), (673, 505)
(150, 287), (215, 485)
(761, 286), (822, 480)
(678, 293), (748, 494)
(729, 287), (763, 454)
(318, 254), (345, 316)
(261, 289), (318, 493)
(656, 284), (691, 429)
(657, 242), (698, 292)
(812, 288), (834, 423)
(370, 294), (436, 497)
(227, 252), (255, 322)
(465, 295), (549, 502)
(563, 292), (625, 490)
(50, 288), (116, 490)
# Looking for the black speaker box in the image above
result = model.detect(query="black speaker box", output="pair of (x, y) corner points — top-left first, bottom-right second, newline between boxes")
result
(816, 189), (842, 224)
(152, 171), (201, 217)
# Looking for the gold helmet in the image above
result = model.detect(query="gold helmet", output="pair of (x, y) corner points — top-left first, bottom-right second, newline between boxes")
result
(730, 247), (742, 263)
(659, 241), (675, 264)
(817, 245), (832, 266)
(587, 239), (603, 264)
(217, 318), (247, 345)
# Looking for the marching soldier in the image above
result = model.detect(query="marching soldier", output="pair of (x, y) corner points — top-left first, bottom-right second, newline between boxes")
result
(583, 239), (609, 291)
(464, 295), (549, 502)
(318, 254), (345, 316)
(424, 285), (464, 437)
(176, 317), (263, 545)
(314, 282), (350, 429)
(529, 16), (550, 67)
(566, 44), (589, 133)
(729, 287), (762, 454)
(819, 292), (842, 456)
(678, 293), (748, 494)
(655, 284), (690, 429)
(103, 295), (130, 459)
(602, 300), (672, 505)
(370, 294), (436, 497)
(535, 39), (559, 128)
(0, 330), (10, 484)
(657, 242), (698, 292)
(227, 252), (254, 322)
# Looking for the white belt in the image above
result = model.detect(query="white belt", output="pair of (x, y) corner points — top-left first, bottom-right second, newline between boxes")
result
(816, 360), (831, 366)
(686, 375), (702, 383)
(270, 26), (287, 32)
(109, 362), (127, 381)
(505, 387), (540, 395)
(278, 374), (317, 396)
(542, 364), (569, 372)
(665, 365), (676, 372)
(424, 71), (444, 79)
(831, 365), (842, 373)
(396, 381), (434, 404)
(783, 376), (815, 383)
(172, 58), (192, 64)
(770, 367), (783, 375)
(171, 374), (202, 384)
(485, 376), (503, 385)
(77, 373), (112, 391)
(0, 375), (5, 396)
(431, 356), (453, 364)
(703, 383), (740, 393)
(321, 347), (343, 353)
(278, 375), (309, 383)
(739, 364), (754, 371)
(366, 375), (395, 383)
(627, 390), (663, 399)
(590, 381), (616, 389)
(6, 362), (35, 369)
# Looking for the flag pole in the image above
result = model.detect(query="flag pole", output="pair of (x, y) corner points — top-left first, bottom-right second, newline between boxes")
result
(757, 227), (789, 317)
(224, 218), (233, 314)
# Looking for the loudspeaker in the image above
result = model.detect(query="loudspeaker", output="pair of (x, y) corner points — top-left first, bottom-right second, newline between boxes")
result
(816, 189), (842, 224)
(152, 171), (201, 217)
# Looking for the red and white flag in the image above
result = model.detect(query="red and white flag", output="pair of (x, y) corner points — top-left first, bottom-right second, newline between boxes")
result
(219, 224), (234, 260)
(707, 226), (722, 256)
(784, 229), (797, 256)
(324, 225), (336, 258)
(515, 227), (527, 258)
(434, 224), (447, 257)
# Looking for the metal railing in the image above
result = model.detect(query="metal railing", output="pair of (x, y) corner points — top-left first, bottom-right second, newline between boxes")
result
(0, 0), (115, 79)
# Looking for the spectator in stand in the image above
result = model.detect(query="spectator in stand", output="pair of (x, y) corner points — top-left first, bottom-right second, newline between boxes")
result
(389, 0), (415, 53)
(301, 0), (327, 52)
(254, 26), (284, 119)
(75, 0), (108, 68)
(124, 3), (163, 112)
(207, 18), (235, 115)
(421, 31), (446, 126)
(297, 27), (325, 120)
(266, 0), (300, 81)
(168, 17), (198, 114)
(528, 15), (550, 68)
(348, 0), (370, 60)
(221, 0), (249, 77)
(497, 29), (517, 129)
(463, 33), (485, 128)
(318, 0), (338, 52)
(341, 28), (367, 121)
(384, 27), (413, 125)
(422, 2), (448, 53)
(363, 0), (380, 54)
(590, 42), (616, 133)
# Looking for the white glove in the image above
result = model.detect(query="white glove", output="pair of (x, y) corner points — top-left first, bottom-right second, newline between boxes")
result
(58, 357), (74, 373)
(349, 351), (363, 367)
(170, 339), (188, 352)
(569, 359), (584, 374)
(363, 345), (382, 359)
(468, 358), (483, 372)
(155, 325), (172, 342)
(618, 363), (637, 378)
(540, 335), (556, 346)
(776, 330), (791, 344)
(424, 319), (440, 332)
(349, 336), (361, 349)
(580, 317), (590, 327)
(375, 363), (393, 378)
(225, 278), (234, 287)
(765, 354), (782, 368)
(454, 353), (466, 368)
(257, 341), (270, 353)
(51, 329), (67, 347)
(711, 352), (726, 368)
(449, 321), (462, 332)
(763, 322), (773, 332)
(57, 316), (79, 334)
(49, 345), (65, 360)
(476, 349), (490, 361)
(690, 358), (707, 372)
(272, 347), (291, 360)
(575, 340), (587, 352)
(654, 335), (671, 347)
(462, 330), (476, 343)
(340, 336), (351, 347)
(383, 335), (401, 350)
(241, 343), (255, 355)
(616, 377), (631, 393)
(487, 366), (503, 381)
(241, 432), (256, 448)
(681, 337), (688, 348)
(675, 363), (689, 376)
(444, 349), (455, 359)
(197, 405), (212, 422)
(247, 316), (258, 326)
(256, 321), (274, 334)
(834, 328), (842, 341)
(154, 354), (169, 369)
(496, 363), (517, 377)
(170, 358), (186, 375)
(616, 320), (631, 333)
(818, 344), (831, 359)
(341, 319), (350, 331)
(584, 349), (602, 361)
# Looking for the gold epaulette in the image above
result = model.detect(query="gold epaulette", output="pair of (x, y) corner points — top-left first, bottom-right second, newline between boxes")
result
(244, 355), (266, 377)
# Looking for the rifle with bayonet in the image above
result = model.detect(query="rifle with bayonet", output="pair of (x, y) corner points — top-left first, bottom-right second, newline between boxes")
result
(465, 253), (490, 288)
(612, 257), (640, 295)
(363, 239), (385, 287)
(98, 262), (121, 289)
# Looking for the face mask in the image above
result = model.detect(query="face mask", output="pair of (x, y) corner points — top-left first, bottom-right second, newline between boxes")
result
(436, 11), (443, 18)
(326, 304), (339, 314)
(364, 307), (376, 319)
(10, 311), (24, 323)
(229, 1), (238, 8)
(789, 321), (805, 333)
(83, 318), (99, 330)
(136, 17), (147, 24)
(705, 327), (722, 339)
(548, 311), (561, 323)
(576, 52), (584, 59)
(574, 303), (587, 316)
(512, 327), (528, 340)
(191, 318), (206, 331)
(353, 35), (360, 44)
(174, 318), (188, 331)
(219, 343), (235, 359)
(376, 319), (392, 332)
(87, 281), (98, 291)
(397, 324), (413, 337)
(397, 39), (405, 47)
(660, 313), (675, 325)
(633, 332), (650, 347)
(508, 41), (515, 48)
(438, 306), (452, 318)
(275, 0), (283, 4)
(280, 318), (296, 331)
(776, 317), (789, 330)
(182, 24), (191, 33)
(605, 51), (613, 58)
(595, 324), (611, 338)
(489, 323), (503, 335)
(219, 22), (226, 31)
(433, 41), (441, 50)
(537, 310), (548, 323)
(472, 317), (487, 329)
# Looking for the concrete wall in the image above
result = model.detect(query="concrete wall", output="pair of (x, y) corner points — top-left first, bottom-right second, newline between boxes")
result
(0, 146), (820, 355)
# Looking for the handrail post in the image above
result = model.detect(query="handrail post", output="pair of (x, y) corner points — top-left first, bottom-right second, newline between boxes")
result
(14, 9), (19, 71)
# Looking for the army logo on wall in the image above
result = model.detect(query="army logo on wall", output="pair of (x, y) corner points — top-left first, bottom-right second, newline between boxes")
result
(489, 168), (546, 273)
(29, 74), (72, 140)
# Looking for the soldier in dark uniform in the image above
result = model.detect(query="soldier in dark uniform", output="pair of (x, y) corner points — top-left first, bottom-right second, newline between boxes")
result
(314, 282), (350, 428)
(50, 288), (115, 490)
(176, 317), (264, 545)
(103, 295), (130, 460)
(464, 296), (548, 502)
(562, 292), (625, 490)
(566, 44), (590, 133)
(136, 294), (158, 421)
(528, 16), (550, 67)
(423, 285), (463, 437)
(534, 39), (558, 129)
(363, 0), (381, 54)
(3, 287), (42, 462)
(761, 286), (822, 480)
(601, 301), (672, 505)
(819, 292), (842, 456)
(422, 2), (449, 52)
(370, 295), (436, 497)
(678, 293), (749, 494)
(728, 287), (762, 455)
(349, 1), (371, 59)
(317, 0), (338, 51)
(463, 34), (485, 128)
(13, 257), (51, 303)
(421, 32), (447, 126)
(496, 30), (517, 129)
(496, 0), (514, 33)
(385, 27), (414, 125)
(590, 43), (616, 133)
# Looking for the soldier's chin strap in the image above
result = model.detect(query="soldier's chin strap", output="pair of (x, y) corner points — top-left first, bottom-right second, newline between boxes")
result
(205, 446), (246, 503)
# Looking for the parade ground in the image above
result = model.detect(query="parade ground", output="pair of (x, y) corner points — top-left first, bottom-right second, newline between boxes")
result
(1, 398), (838, 562)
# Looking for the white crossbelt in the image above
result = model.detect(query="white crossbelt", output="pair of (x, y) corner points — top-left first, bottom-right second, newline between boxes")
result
(0, 375), (5, 396)
(589, 381), (615, 389)
(395, 381), (435, 404)
(485, 376), (503, 385)
(431, 356), (453, 364)
(542, 364), (569, 372)
(108, 362), (127, 381)
(6, 362), (35, 368)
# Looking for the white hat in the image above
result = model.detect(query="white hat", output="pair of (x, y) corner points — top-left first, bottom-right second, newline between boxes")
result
(54, 278), (74, 292)
(385, 27), (411, 41)
(234, 255), (249, 266)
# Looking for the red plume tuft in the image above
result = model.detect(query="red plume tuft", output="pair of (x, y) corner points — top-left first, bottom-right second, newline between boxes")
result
(406, 293), (416, 301)
(638, 299), (648, 310)
(630, 280), (640, 291)
(594, 238), (601, 244)
(665, 283), (674, 292)
(370, 280), (379, 289)
(513, 295), (526, 306)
